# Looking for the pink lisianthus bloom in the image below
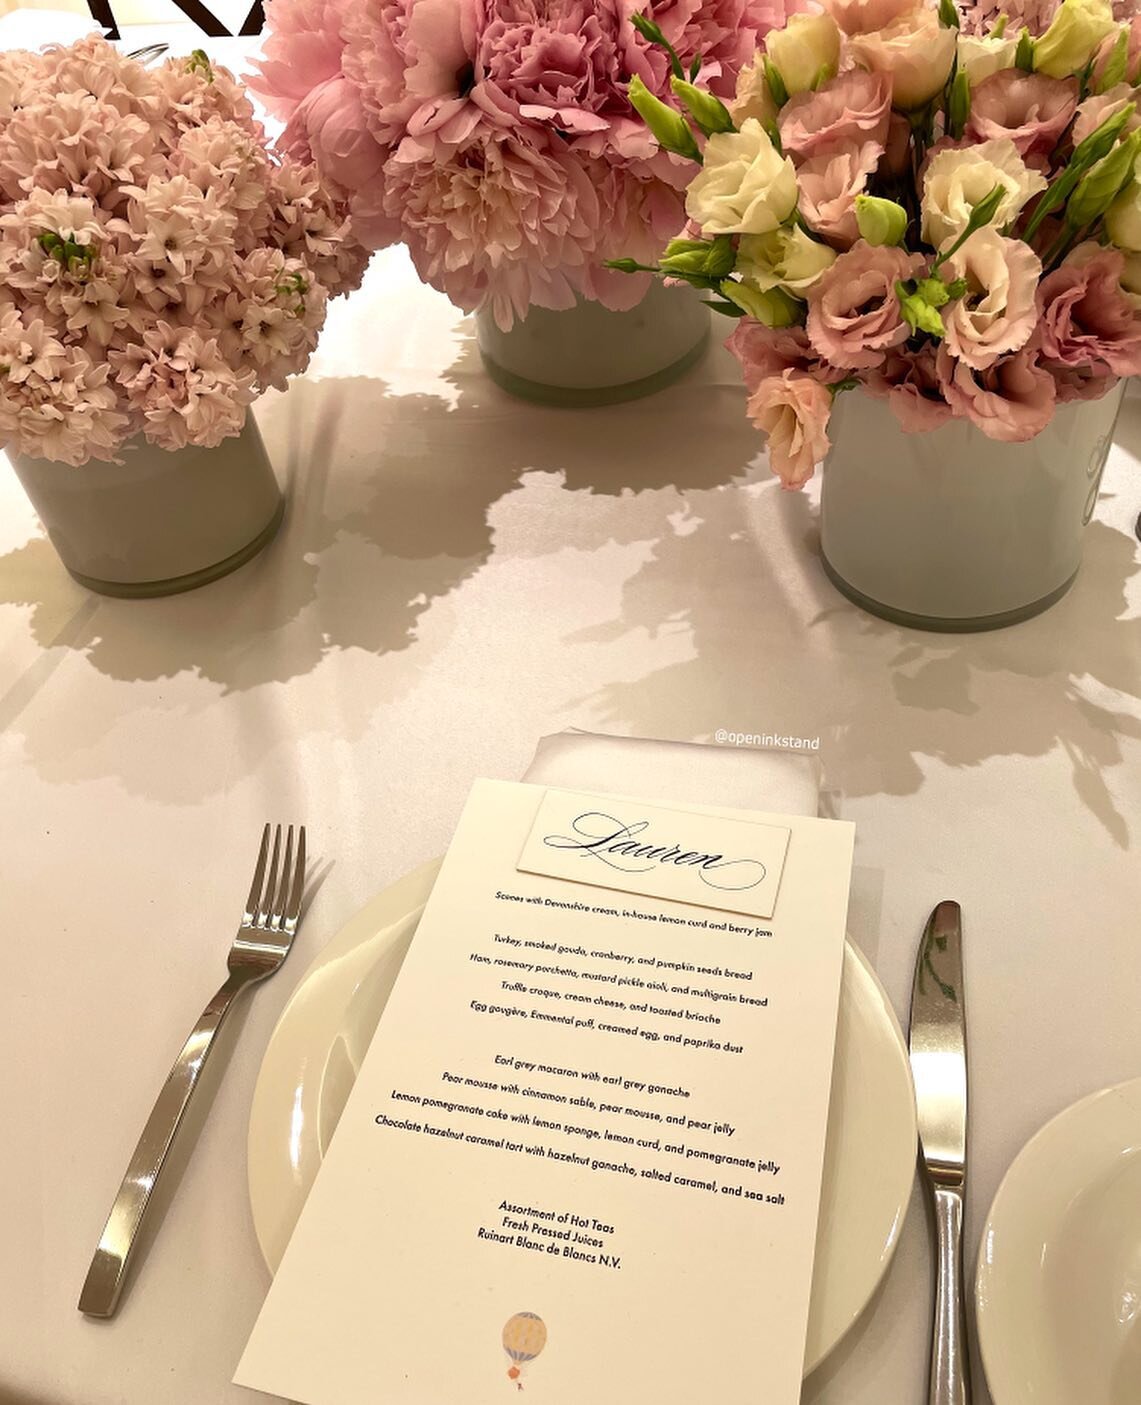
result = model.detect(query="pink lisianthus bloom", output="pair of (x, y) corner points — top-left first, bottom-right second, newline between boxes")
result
(1091, 15), (1141, 87)
(936, 341), (1057, 441)
(746, 367), (833, 488)
(965, 70), (1079, 157)
(1037, 242), (1141, 377)
(806, 241), (925, 370)
(822, 0), (920, 34)
(845, 4), (957, 111)
(866, 345), (953, 431)
(939, 230), (1042, 370)
(1071, 83), (1141, 146)
(726, 318), (841, 392)
(779, 70), (893, 160)
(798, 140), (883, 248)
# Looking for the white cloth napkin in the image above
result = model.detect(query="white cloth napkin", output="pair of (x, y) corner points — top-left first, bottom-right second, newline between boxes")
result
(522, 730), (820, 819)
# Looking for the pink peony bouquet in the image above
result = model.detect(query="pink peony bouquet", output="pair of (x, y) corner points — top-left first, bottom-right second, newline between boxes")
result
(0, 36), (367, 467)
(251, 0), (804, 330)
(616, 0), (1141, 487)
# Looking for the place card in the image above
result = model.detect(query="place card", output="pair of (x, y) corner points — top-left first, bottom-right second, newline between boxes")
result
(236, 780), (854, 1405)
(518, 787), (791, 918)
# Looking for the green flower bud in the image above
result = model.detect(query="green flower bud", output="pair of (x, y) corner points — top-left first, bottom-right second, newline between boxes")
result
(660, 234), (737, 278)
(948, 68), (971, 139)
(186, 48), (214, 82)
(1094, 25), (1130, 91)
(854, 194), (909, 246)
(1015, 26), (1035, 70)
(938, 0), (960, 28)
(630, 13), (685, 78)
(720, 279), (804, 326)
(915, 275), (953, 308)
(627, 75), (702, 161)
(669, 76), (735, 136)
(1033, 0), (1115, 78)
(1074, 101), (1136, 163)
(1066, 129), (1141, 227)
(895, 279), (947, 338)
(762, 54), (789, 107)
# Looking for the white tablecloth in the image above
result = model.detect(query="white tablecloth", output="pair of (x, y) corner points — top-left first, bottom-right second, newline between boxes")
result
(1, 26), (1140, 1402)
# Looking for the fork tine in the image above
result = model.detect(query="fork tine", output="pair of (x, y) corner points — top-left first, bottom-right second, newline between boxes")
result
(243, 825), (271, 923)
(285, 826), (306, 928)
(272, 825), (294, 927)
(259, 825), (282, 925)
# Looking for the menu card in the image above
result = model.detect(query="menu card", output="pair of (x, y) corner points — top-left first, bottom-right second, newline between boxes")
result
(236, 780), (854, 1405)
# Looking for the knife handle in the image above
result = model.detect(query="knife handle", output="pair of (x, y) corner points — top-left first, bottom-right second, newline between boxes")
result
(929, 1184), (972, 1405)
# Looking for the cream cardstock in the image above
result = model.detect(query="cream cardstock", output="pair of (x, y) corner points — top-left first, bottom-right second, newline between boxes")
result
(518, 788), (791, 919)
(235, 780), (854, 1405)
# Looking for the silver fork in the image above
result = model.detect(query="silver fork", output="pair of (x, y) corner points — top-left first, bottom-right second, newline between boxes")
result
(78, 824), (306, 1319)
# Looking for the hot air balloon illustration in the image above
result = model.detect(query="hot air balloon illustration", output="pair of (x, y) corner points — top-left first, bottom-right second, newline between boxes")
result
(502, 1311), (547, 1390)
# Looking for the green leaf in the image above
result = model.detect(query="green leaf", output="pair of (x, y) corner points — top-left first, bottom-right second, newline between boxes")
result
(689, 51), (702, 81)
(762, 54), (789, 108)
(704, 297), (748, 317)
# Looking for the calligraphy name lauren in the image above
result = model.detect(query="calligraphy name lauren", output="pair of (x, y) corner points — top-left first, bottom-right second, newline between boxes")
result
(542, 811), (767, 893)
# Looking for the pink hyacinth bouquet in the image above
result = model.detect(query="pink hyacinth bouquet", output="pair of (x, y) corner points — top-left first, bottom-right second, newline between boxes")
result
(251, 0), (804, 330)
(617, 0), (1141, 487)
(0, 36), (367, 467)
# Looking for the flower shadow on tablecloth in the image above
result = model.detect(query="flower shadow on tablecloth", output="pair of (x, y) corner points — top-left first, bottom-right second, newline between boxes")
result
(563, 429), (1141, 848)
(0, 329), (764, 798)
(1, 328), (1138, 841)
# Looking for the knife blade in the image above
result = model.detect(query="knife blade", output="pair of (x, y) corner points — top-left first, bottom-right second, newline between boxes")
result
(909, 900), (972, 1405)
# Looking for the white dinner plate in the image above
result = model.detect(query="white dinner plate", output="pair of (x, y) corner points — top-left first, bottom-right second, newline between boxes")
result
(247, 859), (917, 1376)
(976, 1078), (1141, 1405)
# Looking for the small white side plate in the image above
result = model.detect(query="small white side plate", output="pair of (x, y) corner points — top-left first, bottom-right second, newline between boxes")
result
(247, 860), (917, 1377)
(976, 1078), (1141, 1405)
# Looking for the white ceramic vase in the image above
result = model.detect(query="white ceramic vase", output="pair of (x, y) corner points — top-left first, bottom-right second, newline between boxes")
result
(9, 416), (283, 598)
(819, 383), (1126, 631)
(476, 281), (710, 406)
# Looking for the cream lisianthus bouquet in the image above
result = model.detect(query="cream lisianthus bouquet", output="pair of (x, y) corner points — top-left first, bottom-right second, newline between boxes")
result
(614, 0), (1141, 486)
(0, 36), (366, 467)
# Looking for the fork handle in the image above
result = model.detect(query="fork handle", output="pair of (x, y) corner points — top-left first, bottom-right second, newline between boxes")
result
(78, 970), (248, 1318)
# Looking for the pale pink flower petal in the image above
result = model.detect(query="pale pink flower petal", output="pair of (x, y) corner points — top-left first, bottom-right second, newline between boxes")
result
(806, 241), (925, 370)
(1037, 242), (1141, 377)
(779, 70), (892, 159)
(798, 140), (883, 248)
(936, 341), (1057, 441)
(966, 70), (1079, 157)
(746, 368), (833, 488)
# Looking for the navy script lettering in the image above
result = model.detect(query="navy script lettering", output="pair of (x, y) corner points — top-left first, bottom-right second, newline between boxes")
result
(542, 811), (767, 893)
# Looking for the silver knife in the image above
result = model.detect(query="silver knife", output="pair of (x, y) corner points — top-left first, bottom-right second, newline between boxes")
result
(909, 900), (972, 1405)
